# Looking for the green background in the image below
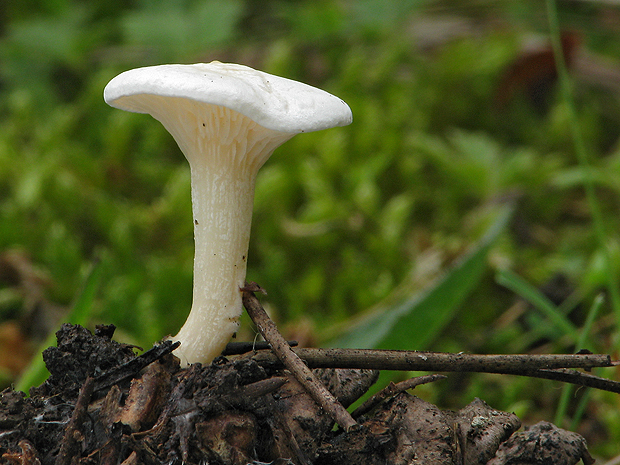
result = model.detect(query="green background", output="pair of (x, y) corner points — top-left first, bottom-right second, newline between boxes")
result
(1, 0), (620, 459)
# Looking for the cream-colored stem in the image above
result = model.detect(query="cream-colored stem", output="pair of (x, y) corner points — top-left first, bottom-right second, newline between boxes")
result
(172, 157), (256, 365)
(158, 101), (293, 365)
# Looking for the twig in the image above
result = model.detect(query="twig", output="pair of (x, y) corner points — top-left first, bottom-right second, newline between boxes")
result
(93, 339), (180, 392)
(222, 340), (298, 356)
(56, 376), (95, 465)
(250, 348), (611, 371)
(241, 283), (357, 432)
(514, 368), (620, 393)
(352, 374), (446, 419)
(248, 348), (620, 394)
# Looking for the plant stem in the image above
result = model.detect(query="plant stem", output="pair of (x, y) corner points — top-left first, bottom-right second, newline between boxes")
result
(545, 0), (620, 328)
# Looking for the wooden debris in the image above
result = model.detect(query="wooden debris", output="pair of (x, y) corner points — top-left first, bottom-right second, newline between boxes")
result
(242, 284), (358, 432)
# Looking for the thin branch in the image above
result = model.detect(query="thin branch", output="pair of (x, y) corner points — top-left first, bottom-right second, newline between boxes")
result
(250, 347), (611, 372)
(513, 368), (620, 393)
(93, 339), (180, 393)
(222, 340), (298, 356)
(56, 376), (95, 465)
(352, 374), (446, 419)
(248, 348), (620, 394)
(241, 284), (357, 432)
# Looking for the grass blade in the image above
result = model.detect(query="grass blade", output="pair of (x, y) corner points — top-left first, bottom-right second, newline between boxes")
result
(554, 293), (604, 426)
(545, 0), (620, 327)
(496, 269), (579, 342)
(329, 204), (514, 350)
(15, 258), (105, 393)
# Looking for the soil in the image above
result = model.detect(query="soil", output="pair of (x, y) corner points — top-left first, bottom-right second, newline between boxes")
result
(0, 324), (596, 465)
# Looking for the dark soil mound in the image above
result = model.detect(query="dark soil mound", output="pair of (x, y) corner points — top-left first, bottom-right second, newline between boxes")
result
(0, 324), (593, 465)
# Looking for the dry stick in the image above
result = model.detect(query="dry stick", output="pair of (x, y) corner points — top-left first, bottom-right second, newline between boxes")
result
(250, 348), (620, 394)
(515, 368), (620, 393)
(241, 284), (357, 432)
(93, 339), (180, 393)
(223, 340), (298, 356)
(252, 348), (611, 372)
(56, 376), (95, 465)
(352, 374), (446, 419)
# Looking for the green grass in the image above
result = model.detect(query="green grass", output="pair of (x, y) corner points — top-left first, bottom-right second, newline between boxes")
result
(546, 0), (620, 325)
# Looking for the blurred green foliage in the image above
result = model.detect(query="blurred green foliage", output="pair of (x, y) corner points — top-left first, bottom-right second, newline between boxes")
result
(1, 0), (620, 458)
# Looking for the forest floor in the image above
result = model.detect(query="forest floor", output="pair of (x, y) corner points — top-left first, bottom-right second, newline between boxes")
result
(0, 323), (597, 465)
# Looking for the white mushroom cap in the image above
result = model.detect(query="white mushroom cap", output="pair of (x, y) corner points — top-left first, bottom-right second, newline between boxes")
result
(104, 62), (352, 133)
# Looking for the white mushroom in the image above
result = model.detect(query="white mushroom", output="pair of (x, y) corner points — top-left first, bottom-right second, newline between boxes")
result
(104, 62), (352, 365)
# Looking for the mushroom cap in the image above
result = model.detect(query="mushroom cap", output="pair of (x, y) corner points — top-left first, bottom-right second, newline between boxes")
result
(104, 62), (352, 134)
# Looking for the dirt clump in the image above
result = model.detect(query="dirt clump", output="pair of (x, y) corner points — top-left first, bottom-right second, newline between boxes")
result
(0, 324), (594, 465)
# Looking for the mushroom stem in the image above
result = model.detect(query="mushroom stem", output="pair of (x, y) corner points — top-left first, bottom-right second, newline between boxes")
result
(155, 101), (293, 365)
